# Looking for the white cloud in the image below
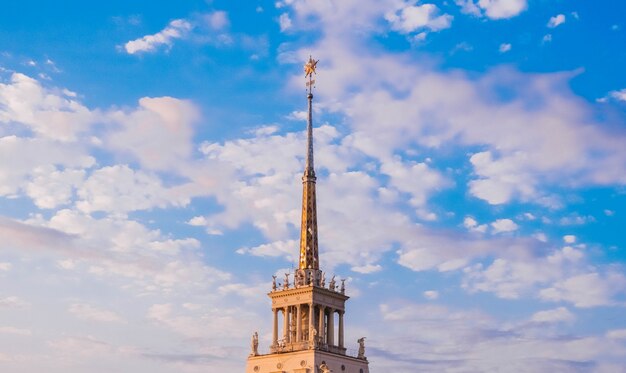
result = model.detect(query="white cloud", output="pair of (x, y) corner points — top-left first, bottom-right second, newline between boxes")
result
(75, 165), (190, 213)
(57, 259), (76, 270)
(539, 272), (626, 308)
(21, 209), (228, 294)
(455, 0), (482, 17)
(187, 216), (208, 226)
(124, 19), (193, 54)
(423, 290), (439, 300)
(0, 296), (29, 309)
(491, 218), (518, 234)
(236, 240), (296, 261)
(563, 235), (576, 244)
(452, 42), (474, 53)
(279, 0), (392, 36)
(200, 122), (500, 273)
(464, 216), (478, 228)
(48, 335), (115, 358)
(464, 258), (544, 299)
(106, 97), (200, 171)
(0, 136), (94, 198)
(531, 307), (575, 323)
(68, 303), (124, 323)
(396, 233), (521, 273)
(469, 151), (534, 204)
(385, 3), (453, 34)
(477, 0), (527, 19)
(26, 166), (85, 209)
(380, 157), (450, 208)
(542, 33), (553, 43)
(205, 11), (229, 30)
(0, 73), (97, 141)
(251, 125), (280, 137)
(284, 40), (626, 206)
(600, 88), (626, 103)
(286, 110), (307, 121)
(352, 263), (383, 274)
(548, 14), (566, 28)
(279, 13), (292, 32)
(559, 214), (595, 226)
(457, 0), (527, 19)
(462, 244), (589, 300)
(533, 232), (547, 242)
(375, 301), (626, 372)
(463, 216), (487, 233)
(499, 43), (512, 53)
(147, 302), (259, 340)
(0, 326), (31, 336)
(607, 329), (626, 339)
(409, 32), (428, 45)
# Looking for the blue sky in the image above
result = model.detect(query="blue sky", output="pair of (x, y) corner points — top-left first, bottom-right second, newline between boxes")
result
(1, 0), (625, 371)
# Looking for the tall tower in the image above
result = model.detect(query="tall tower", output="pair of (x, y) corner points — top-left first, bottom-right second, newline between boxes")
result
(245, 57), (370, 373)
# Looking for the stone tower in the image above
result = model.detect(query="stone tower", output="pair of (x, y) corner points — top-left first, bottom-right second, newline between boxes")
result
(245, 57), (370, 373)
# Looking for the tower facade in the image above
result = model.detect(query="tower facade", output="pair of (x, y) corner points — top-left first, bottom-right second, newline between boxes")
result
(245, 57), (370, 373)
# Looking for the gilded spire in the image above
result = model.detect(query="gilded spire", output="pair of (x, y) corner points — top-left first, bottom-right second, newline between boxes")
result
(299, 56), (319, 270)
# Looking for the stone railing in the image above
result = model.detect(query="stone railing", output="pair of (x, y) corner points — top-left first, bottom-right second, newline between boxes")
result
(269, 340), (311, 354)
(266, 341), (353, 356)
(271, 270), (346, 294)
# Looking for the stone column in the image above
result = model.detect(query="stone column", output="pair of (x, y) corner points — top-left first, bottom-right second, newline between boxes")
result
(327, 308), (334, 346)
(318, 306), (325, 345)
(338, 311), (344, 348)
(308, 303), (314, 341)
(273, 308), (278, 346)
(296, 304), (302, 342)
(283, 307), (289, 343)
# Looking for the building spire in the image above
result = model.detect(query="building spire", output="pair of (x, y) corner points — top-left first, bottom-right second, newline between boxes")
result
(299, 56), (319, 270)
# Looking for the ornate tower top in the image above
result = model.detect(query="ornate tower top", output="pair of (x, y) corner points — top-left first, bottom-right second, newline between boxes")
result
(245, 57), (369, 373)
(299, 55), (320, 270)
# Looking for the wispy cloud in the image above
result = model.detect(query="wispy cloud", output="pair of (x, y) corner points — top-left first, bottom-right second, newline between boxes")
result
(598, 88), (626, 103)
(124, 19), (193, 54)
(456, 0), (528, 20)
(548, 14), (566, 28)
(386, 3), (453, 34)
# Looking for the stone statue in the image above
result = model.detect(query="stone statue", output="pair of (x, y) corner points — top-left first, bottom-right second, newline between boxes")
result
(272, 275), (277, 291)
(357, 337), (366, 359)
(319, 362), (332, 373)
(310, 328), (317, 348)
(295, 270), (304, 287)
(329, 275), (336, 291)
(340, 279), (345, 294)
(284, 273), (290, 290)
(321, 272), (326, 287)
(251, 332), (259, 356)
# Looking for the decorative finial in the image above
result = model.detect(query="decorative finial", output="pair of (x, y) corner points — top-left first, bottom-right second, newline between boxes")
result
(304, 55), (318, 94)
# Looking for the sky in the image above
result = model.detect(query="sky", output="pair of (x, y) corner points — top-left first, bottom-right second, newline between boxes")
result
(0, 0), (625, 372)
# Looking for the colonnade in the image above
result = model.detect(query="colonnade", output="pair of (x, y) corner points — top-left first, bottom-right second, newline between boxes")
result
(271, 304), (344, 349)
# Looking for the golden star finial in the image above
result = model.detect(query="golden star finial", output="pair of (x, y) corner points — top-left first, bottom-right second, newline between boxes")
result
(304, 55), (318, 78)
